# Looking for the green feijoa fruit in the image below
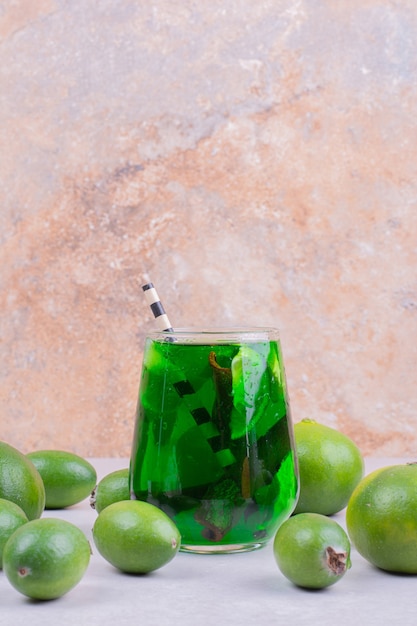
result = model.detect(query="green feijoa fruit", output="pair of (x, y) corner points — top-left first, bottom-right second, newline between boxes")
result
(90, 468), (130, 513)
(3, 517), (91, 600)
(346, 464), (417, 573)
(0, 440), (45, 520)
(0, 499), (29, 568)
(92, 500), (181, 574)
(27, 450), (97, 509)
(273, 512), (351, 589)
(293, 419), (364, 515)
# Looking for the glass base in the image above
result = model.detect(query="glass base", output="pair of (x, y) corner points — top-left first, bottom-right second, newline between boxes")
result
(180, 542), (266, 554)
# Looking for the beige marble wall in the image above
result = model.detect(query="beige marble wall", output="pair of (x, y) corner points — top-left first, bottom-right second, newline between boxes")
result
(1, 0), (416, 457)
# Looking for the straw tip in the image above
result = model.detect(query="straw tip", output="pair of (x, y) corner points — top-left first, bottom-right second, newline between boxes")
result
(142, 282), (154, 291)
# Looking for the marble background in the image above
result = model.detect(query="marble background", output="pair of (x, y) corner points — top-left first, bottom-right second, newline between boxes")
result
(1, 0), (416, 457)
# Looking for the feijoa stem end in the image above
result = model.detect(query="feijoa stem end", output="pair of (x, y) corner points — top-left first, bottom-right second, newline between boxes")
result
(326, 546), (349, 575)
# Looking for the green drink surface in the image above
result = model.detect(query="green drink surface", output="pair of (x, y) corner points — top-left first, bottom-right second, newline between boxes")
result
(130, 338), (298, 548)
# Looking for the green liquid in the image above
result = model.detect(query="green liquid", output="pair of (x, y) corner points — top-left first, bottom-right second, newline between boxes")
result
(130, 337), (298, 550)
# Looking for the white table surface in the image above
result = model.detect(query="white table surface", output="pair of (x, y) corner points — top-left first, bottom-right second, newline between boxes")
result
(1, 457), (416, 626)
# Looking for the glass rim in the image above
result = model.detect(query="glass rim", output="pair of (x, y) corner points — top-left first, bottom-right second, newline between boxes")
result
(147, 326), (281, 341)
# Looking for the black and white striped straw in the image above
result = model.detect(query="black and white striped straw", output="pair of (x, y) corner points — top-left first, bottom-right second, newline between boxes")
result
(142, 281), (235, 469)
(142, 283), (174, 332)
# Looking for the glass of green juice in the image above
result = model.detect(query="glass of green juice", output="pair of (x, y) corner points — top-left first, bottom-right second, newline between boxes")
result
(129, 328), (299, 554)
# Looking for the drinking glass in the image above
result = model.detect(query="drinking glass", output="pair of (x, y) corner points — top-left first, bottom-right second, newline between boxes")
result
(130, 328), (298, 553)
